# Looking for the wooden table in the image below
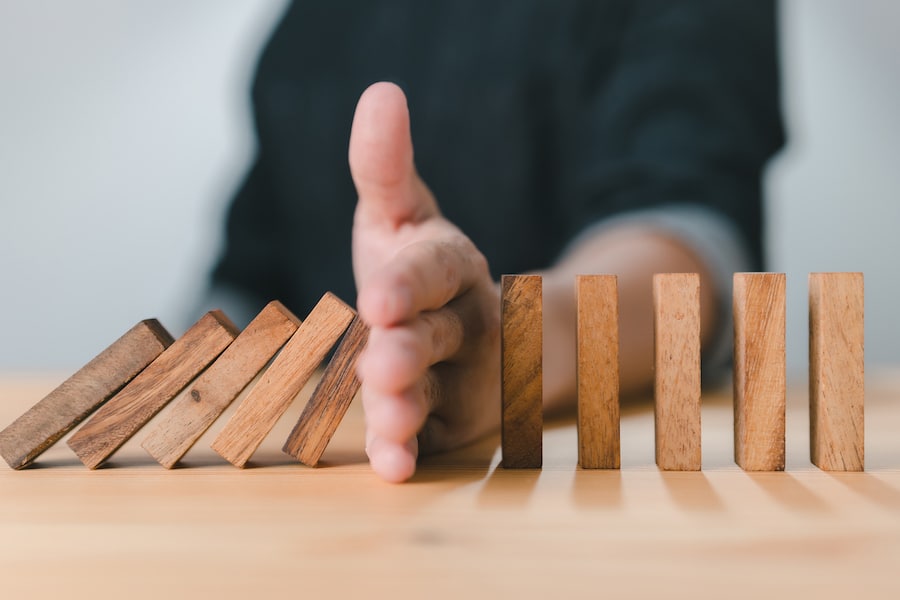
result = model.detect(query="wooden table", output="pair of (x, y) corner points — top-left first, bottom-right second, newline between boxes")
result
(2, 372), (899, 598)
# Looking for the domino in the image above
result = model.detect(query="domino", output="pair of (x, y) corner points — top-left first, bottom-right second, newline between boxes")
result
(576, 274), (620, 469)
(282, 316), (369, 466)
(653, 273), (702, 471)
(0, 319), (173, 469)
(501, 274), (542, 469)
(67, 311), (238, 469)
(809, 272), (864, 471)
(141, 301), (301, 468)
(211, 293), (355, 468)
(733, 273), (786, 472)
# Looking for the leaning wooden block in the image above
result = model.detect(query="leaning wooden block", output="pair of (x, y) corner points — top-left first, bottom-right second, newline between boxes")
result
(733, 273), (786, 472)
(576, 274), (620, 469)
(282, 316), (369, 466)
(0, 320), (173, 470)
(810, 272), (865, 471)
(141, 301), (301, 468)
(501, 274), (542, 469)
(211, 293), (355, 468)
(67, 311), (239, 469)
(653, 273), (702, 471)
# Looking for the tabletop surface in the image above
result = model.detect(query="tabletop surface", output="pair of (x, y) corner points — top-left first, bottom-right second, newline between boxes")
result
(2, 371), (899, 599)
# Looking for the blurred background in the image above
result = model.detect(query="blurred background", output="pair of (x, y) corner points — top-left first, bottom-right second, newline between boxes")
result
(1, 0), (897, 376)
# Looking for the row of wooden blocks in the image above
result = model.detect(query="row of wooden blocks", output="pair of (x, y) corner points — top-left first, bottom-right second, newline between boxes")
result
(501, 272), (865, 472)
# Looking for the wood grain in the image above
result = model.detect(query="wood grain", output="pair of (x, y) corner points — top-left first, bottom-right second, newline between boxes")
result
(733, 273), (786, 471)
(809, 272), (865, 471)
(653, 273), (702, 471)
(576, 274), (620, 469)
(501, 274), (542, 469)
(282, 316), (369, 466)
(0, 320), (173, 469)
(141, 301), (301, 468)
(211, 293), (354, 468)
(67, 311), (238, 469)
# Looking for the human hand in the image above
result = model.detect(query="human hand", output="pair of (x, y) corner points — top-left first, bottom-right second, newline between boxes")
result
(349, 82), (501, 483)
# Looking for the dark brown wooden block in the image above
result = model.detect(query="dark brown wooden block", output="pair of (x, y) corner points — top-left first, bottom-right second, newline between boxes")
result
(0, 320), (173, 469)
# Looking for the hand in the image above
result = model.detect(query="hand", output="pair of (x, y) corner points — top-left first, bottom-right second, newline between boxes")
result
(349, 82), (501, 483)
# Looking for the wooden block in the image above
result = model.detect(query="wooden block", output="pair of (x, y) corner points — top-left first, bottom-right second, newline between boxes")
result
(733, 273), (786, 471)
(501, 274), (542, 469)
(0, 320), (173, 469)
(141, 301), (301, 468)
(282, 316), (369, 466)
(653, 273), (702, 471)
(67, 311), (239, 469)
(576, 275), (620, 469)
(809, 272), (865, 471)
(211, 293), (355, 468)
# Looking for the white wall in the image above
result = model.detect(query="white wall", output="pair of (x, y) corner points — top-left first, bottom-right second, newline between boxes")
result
(1, 0), (897, 374)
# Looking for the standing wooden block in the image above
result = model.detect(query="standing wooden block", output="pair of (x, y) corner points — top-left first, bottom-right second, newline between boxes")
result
(501, 274), (542, 469)
(733, 273), (786, 471)
(282, 316), (369, 466)
(809, 272), (865, 471)
(67, 311), (239, 469)
(211, 293), (355, 468)
(576, 275), (620, 469)
(141, 301), (301, 468)
(653, 273), (702, 471)
(0, 320), (173, 469)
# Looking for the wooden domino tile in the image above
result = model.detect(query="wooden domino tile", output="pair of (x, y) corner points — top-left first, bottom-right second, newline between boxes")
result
(67, 311), (239, 469)
(501, 274), (543, 469)
(282, 316), (369, 466)
(0, 320), (174, 469)
(653, 273), (702, 471)
(809, 272), (865, 471)
(733, 273), (786, 472)
(211, 293), (355, 468)
(576, 274), (620, 469)
(141, 301), (301, 468)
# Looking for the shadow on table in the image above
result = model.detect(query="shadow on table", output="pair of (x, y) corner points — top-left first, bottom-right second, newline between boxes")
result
(570, 469), (623, 509)
(828, 472), (900, 512)
(660, 471), (726, 512)
(747, 472), (832, 513)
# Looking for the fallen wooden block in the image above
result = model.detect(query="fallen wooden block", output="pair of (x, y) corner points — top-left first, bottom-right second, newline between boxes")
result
(282, 316), (369, 466)
(653, 273), (702, 471)
(0, 320), (173, 469)
(67, 311), (239, 469)
(733, 272), (786, 472)
(211, 293), (355, 468)
(576, 274), (620, 470)
(809, 272), (865, 471)
(501, 274), (542, 469)
(141, 301), (301, 468)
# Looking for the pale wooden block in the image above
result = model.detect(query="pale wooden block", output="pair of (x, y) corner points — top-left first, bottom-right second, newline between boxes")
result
(282, 316), (369, 466)
(733, 272), (786, 471)
(501, 274), (542, 469)
(576, 274), (620, 469)
(810, 272), (865, 471)
(211, 293), (354, 468)
(67, 311), (239, 469)
(0, 320), (173, 469)
(653, 273), (702, 471)
(141, 301), (301, 468)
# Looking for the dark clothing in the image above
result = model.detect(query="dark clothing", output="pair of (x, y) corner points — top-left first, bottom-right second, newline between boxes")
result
(213, 0), (784, 316)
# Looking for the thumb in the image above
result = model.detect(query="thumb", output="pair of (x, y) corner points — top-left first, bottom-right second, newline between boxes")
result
(348, 82), (437, 226)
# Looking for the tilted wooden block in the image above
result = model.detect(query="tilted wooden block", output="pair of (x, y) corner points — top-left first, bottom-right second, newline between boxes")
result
(809, 272), (865, 471)
(653, 273), (702, 471)
(67, 311), (238, 469)
(733, 273), (786, 471)
(576, 274), (620, 469)
(211, 293), (355, 468)
(501, 274), (542, 469)
(0, 320), (173, 469)
(282, 316), (369, 466)
(141, 301), (301, 468)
